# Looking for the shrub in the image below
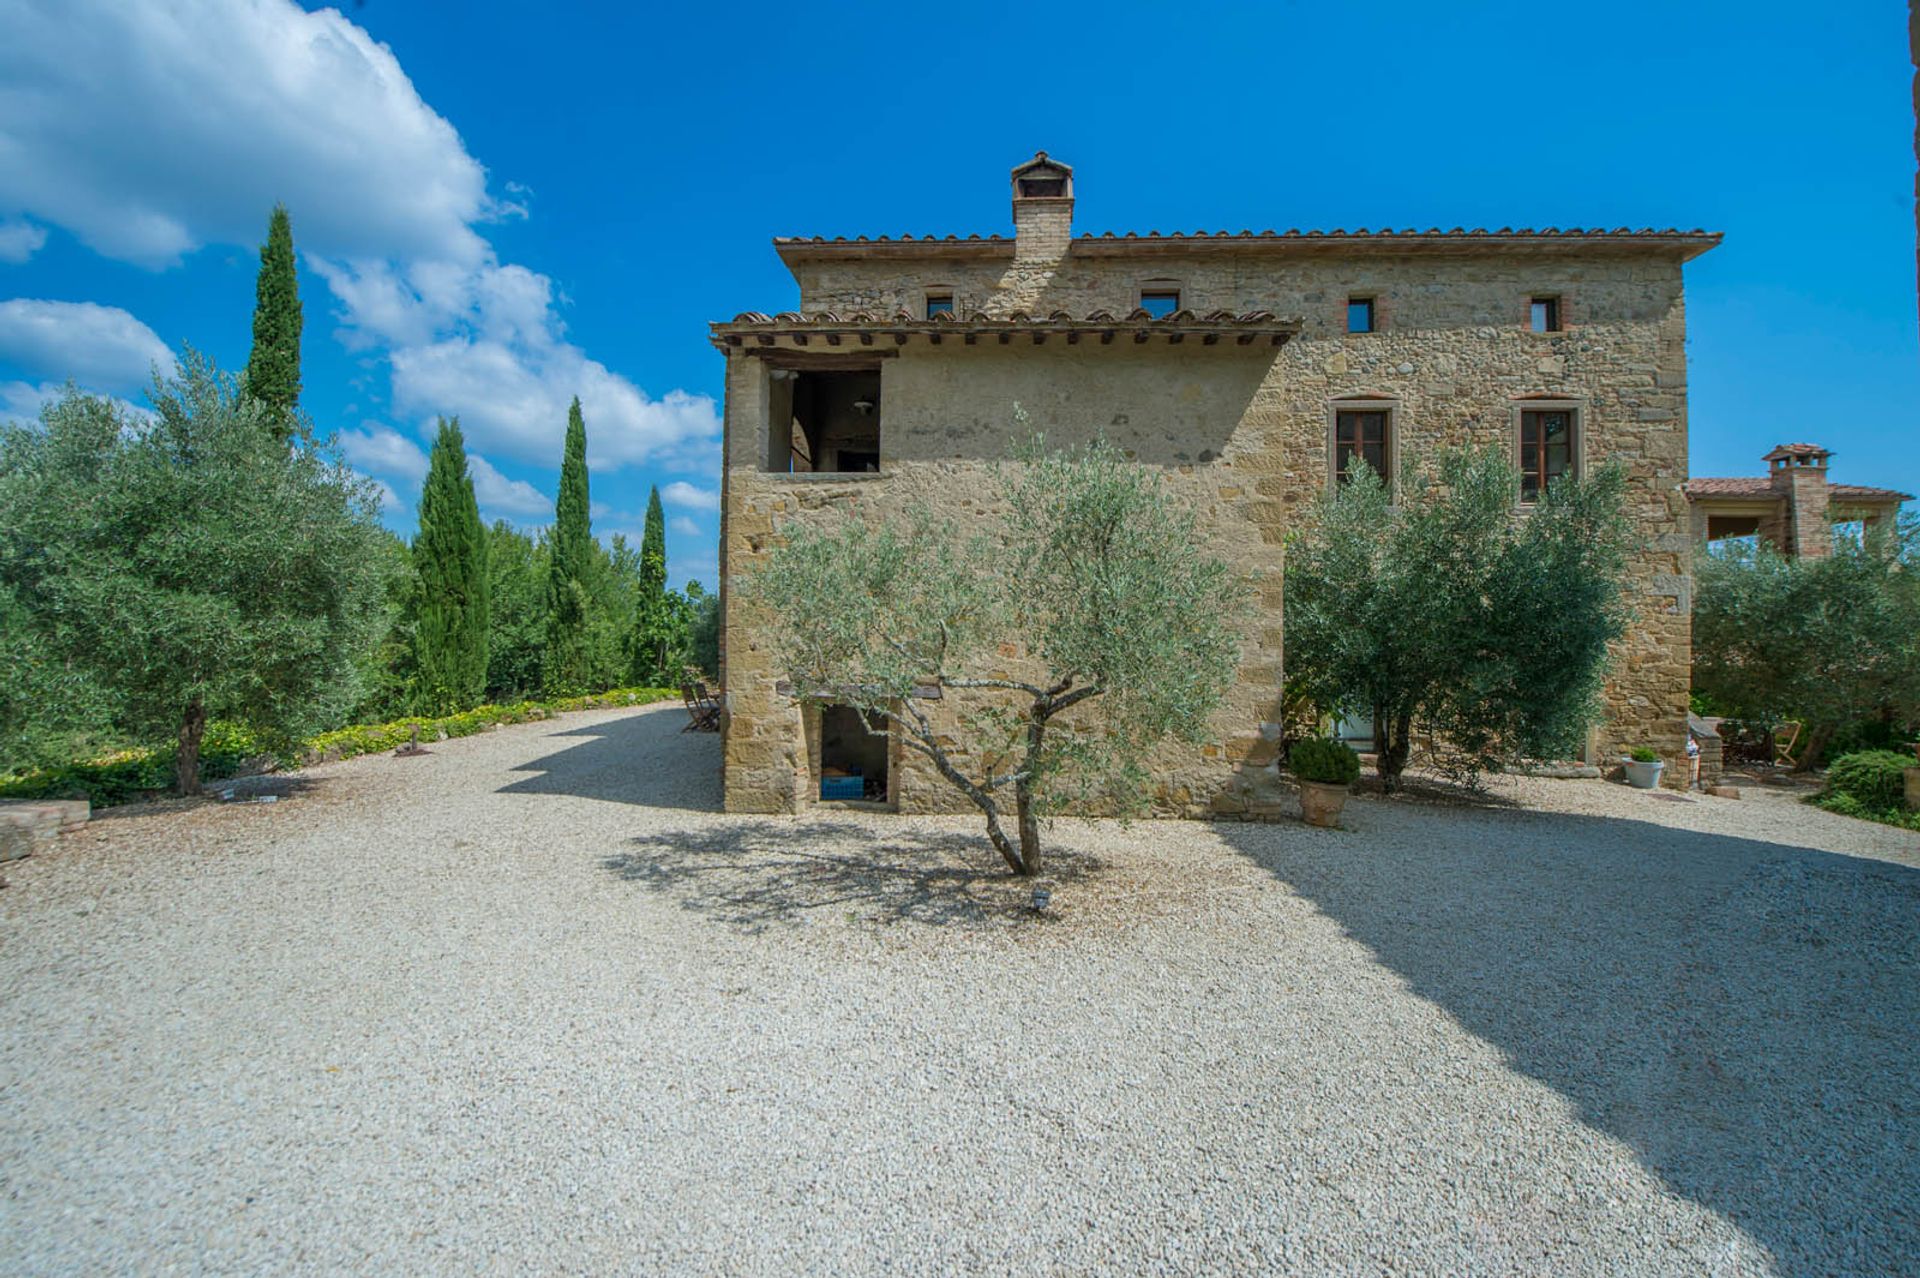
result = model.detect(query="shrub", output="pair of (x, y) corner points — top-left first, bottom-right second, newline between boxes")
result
(1825, 749), (1914, 810)
(1289, 737), (1361, 786)
(1627, 745), (1661, 763)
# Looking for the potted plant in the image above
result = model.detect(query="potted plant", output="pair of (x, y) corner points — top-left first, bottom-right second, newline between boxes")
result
(1288, 737), (1361, 828)
(1622, 745), (1666, 790)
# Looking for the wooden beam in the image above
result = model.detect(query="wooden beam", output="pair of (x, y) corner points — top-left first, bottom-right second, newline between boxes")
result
(858, 332), (873, 345)
(893, 332), (907, 345)
(1100, 330), (1115, 345)
(792, 334), (809, 345)
(998, 332), (1011, 344)
(964, 332), (977, 345)
(1032, 332), (1046, 344)
(1133, 331), (1150, 343)
(824, 333), (841, 346)
(1236, 334), (1256, 345)
(1202, 333), (1219, 345)
(749, 349), (896, 371)
(1168, 332), (1184, 345)
(1067, 330), (1080, 344)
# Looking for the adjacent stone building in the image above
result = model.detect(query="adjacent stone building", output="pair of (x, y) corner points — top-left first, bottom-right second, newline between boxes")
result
(712, 153), (1721, 813)
(1685, 443), (1910, 558)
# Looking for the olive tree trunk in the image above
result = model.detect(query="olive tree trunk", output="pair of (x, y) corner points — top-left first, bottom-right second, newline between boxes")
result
(175, 699), (207, 796)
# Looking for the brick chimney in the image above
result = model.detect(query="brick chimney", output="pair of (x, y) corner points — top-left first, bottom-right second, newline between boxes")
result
(1010, 152), (1073, 263)
(1765, 443), (1833, 559)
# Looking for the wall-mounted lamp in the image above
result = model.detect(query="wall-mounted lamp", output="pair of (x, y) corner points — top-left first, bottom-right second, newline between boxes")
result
(852, 396), (876, 416)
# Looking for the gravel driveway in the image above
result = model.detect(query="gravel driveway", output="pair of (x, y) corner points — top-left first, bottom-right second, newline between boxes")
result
(3, 703), (1917, 1276)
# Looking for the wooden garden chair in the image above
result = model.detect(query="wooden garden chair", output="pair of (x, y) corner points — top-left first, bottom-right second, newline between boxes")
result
(681, 681), (721, 733)
(1772, 720), (1804, 768)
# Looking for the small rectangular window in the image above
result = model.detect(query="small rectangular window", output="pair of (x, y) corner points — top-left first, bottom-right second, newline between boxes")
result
(1519, 408), (1575, 499)
(925, 294), (954, 318)
(1334, 409), (1391, 485)
(1347, 297), (1375, 333)
(1140, 290), (1180, 319)
(1530, 296), (1562, 333)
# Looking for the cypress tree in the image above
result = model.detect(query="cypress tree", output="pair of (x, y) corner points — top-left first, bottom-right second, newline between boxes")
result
(244, 204), (303, 434)
(413, 418), (490, 713)
(542, 397), (593, 694)
(628, 486), (671, 682)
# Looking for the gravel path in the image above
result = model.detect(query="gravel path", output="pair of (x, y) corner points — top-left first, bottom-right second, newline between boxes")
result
(2, 703), (1917, 1276)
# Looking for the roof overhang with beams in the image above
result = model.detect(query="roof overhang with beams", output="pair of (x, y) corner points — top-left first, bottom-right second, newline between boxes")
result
(709, 309), (1302, 355)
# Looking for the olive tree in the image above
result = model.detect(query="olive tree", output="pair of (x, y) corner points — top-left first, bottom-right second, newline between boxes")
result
(0, 357), (389, 793)
(1693, 518), (1920, 768)
(1284, 445), (1634, 790)
(750, 432), (1244, 876)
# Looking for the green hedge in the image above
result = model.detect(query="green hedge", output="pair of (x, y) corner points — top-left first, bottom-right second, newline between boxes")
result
(0, 686), (677, 807)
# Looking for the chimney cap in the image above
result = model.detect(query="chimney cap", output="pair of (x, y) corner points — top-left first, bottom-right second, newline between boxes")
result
(1764, 442), (1831, 466)
(1012, 152), (1073, 203)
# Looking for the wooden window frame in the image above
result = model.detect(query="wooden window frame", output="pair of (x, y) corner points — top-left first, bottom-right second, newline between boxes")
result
(1326, 396), (1399, 493)
(1346, 295), (1378, 334)
(1529, 294), (1564, 333)
(1513, 399), (1582, 502)
(924, 289), (956, 319)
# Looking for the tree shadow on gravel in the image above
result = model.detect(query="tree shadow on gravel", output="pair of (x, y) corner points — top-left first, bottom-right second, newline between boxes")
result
(1218, 804), (1920, 1272)
(602, 819), (1100, 932)
(500, 707), (721, 812)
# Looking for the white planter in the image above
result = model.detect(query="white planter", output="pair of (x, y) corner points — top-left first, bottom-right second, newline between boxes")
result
(1623, 759), (1666, 790)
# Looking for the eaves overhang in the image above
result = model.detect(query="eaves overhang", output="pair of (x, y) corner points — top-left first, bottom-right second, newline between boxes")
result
(708, 309), (1303, 351)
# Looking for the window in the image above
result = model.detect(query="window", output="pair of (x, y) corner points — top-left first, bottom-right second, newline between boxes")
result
(1518, 408), (1575, 499)
(925, 293), (954, 318)
(1334, 409), (1391, 485)
(1140, 289), (1180, 319)
(764, 367), (882, 474)
(1347, 297), (1376, 333)
(1530, 296), (1562, 333)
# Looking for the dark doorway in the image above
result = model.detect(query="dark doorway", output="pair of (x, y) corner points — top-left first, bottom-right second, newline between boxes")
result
(819, 704), (889, 803)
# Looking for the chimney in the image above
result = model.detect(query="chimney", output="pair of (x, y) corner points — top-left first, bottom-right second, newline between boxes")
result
(1765, 443), (1833, 559)
(1010, 152), (1073, 263)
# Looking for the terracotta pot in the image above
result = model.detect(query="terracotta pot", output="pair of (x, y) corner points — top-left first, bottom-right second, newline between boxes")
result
(1623, 759), (1666, 790)
(1298, 780), (1350, 828)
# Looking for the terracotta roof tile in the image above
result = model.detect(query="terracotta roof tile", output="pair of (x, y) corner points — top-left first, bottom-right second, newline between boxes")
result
(709, 308), (1300, 350)
(772, 226), (1718, 247)
(1683, 478), (1776, 498)
(1831, 483), (1915, 502)
(1682, 476), (1912, 503)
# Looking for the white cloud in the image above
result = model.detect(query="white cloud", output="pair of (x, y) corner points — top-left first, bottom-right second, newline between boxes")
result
(0, 0), (496, 269)
(0, 218), (47, 263)
(392, 337), (719, 470)
(0, 299), (175, 392)
(1, 377), (151, 424)
(337, 424), (429, 483)
(0, 0), (720, 474)
(661, 480), (720, 512)
(669, 515), (702, 538)
(469, 453), (551, 520)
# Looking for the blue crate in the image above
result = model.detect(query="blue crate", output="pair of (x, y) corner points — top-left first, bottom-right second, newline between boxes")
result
(820, 775), (865, 801)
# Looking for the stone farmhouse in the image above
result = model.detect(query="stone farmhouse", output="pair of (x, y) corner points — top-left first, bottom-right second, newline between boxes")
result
(711, 153), (1721, 814)
(1685, 442), (1910, 559)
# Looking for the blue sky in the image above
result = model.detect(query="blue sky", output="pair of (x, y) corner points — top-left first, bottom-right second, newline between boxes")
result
(1, 0), (1915, 591)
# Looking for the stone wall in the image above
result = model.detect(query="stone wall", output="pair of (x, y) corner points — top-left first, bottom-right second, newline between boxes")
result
(721, 244), (1698, 812)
